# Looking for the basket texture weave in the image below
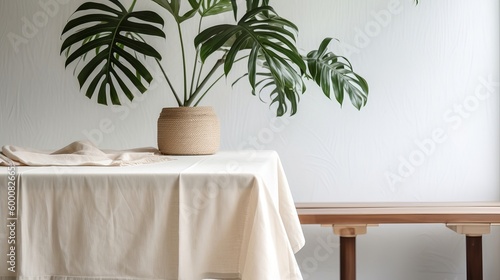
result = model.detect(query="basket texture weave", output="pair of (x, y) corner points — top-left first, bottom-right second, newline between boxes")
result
(157, 107), (220, 155)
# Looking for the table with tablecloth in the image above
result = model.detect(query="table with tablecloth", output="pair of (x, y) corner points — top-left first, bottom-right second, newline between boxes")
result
(0, 150), (304, 280)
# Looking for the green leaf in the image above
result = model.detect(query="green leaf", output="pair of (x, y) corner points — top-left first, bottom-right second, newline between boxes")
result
(230, 0), (237, 20)
(305, 38), (369, 109)
(245, 0), (269, 11)
(195, 5), (306, 115)
(61, 0), (165, 105)
(151, 0), (201, 23)
(200, 0), (233, 17)
(248, 44), (259, 88)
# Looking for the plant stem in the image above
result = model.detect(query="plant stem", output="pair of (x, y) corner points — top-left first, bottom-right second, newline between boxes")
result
(193, 74), (224, 107)
(185, 57), (225, 107)
(189, 17), (204, 98)
(192, 55), (249, 106)
(176, 23), (188, 105)
(195, 61), (205, 89)
(128, 0), (137, 12)
(128, 0), (137, 13)
(156, 59), (182, 106)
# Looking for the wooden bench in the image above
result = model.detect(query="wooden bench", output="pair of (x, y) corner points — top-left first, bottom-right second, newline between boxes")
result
(296, 202), (500, 280)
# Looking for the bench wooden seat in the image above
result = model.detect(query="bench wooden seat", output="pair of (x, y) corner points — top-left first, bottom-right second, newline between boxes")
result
(296, 202), (500, 280)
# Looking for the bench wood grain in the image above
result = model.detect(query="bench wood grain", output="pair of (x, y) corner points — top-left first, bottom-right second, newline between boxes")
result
(296, 202), (500, 280)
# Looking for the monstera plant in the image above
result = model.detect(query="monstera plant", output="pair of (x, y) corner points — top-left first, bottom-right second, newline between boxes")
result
(60, 0), (380, 154)
(60, 0), (369, 116)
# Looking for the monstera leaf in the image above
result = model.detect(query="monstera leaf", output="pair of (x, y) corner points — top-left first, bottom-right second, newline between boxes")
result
(61, 0), (165, 105)
(246, 0), (269, 10)
(199, 0), (234, 17)
(306, 38), (369, 110)
(246, 59), (306, 117)
(151, 0), (200, 23)
(195, 6), (306, 116)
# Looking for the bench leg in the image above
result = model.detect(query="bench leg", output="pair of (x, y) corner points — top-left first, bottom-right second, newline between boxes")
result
(466, 236), (483, 280)
(340, 237), (356, 280)
(446, 224), (491, 280)
(331, 225), (369, 280)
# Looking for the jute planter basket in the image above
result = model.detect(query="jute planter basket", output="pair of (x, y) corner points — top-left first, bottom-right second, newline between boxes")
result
(157, 106), (220, 155)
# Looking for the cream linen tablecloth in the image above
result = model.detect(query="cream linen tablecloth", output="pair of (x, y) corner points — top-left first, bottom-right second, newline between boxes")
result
(0, 151), (304, 280)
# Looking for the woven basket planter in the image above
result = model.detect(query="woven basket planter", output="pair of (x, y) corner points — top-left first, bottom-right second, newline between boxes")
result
(157, 106), (220, 155)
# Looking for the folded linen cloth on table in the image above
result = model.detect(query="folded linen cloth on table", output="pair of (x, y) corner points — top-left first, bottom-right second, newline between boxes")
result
(0, 140), (172, 166)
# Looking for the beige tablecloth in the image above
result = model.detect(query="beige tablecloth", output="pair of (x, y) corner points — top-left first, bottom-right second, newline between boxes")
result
(0, 150), (304, 280)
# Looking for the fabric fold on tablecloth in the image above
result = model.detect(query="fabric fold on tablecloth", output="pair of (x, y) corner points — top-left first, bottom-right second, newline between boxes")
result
(0, 150), (304, 279)
(0, 140), (171, 166)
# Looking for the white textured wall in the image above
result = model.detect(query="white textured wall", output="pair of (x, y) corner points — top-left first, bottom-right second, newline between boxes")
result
(0, 0), (499, 279)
